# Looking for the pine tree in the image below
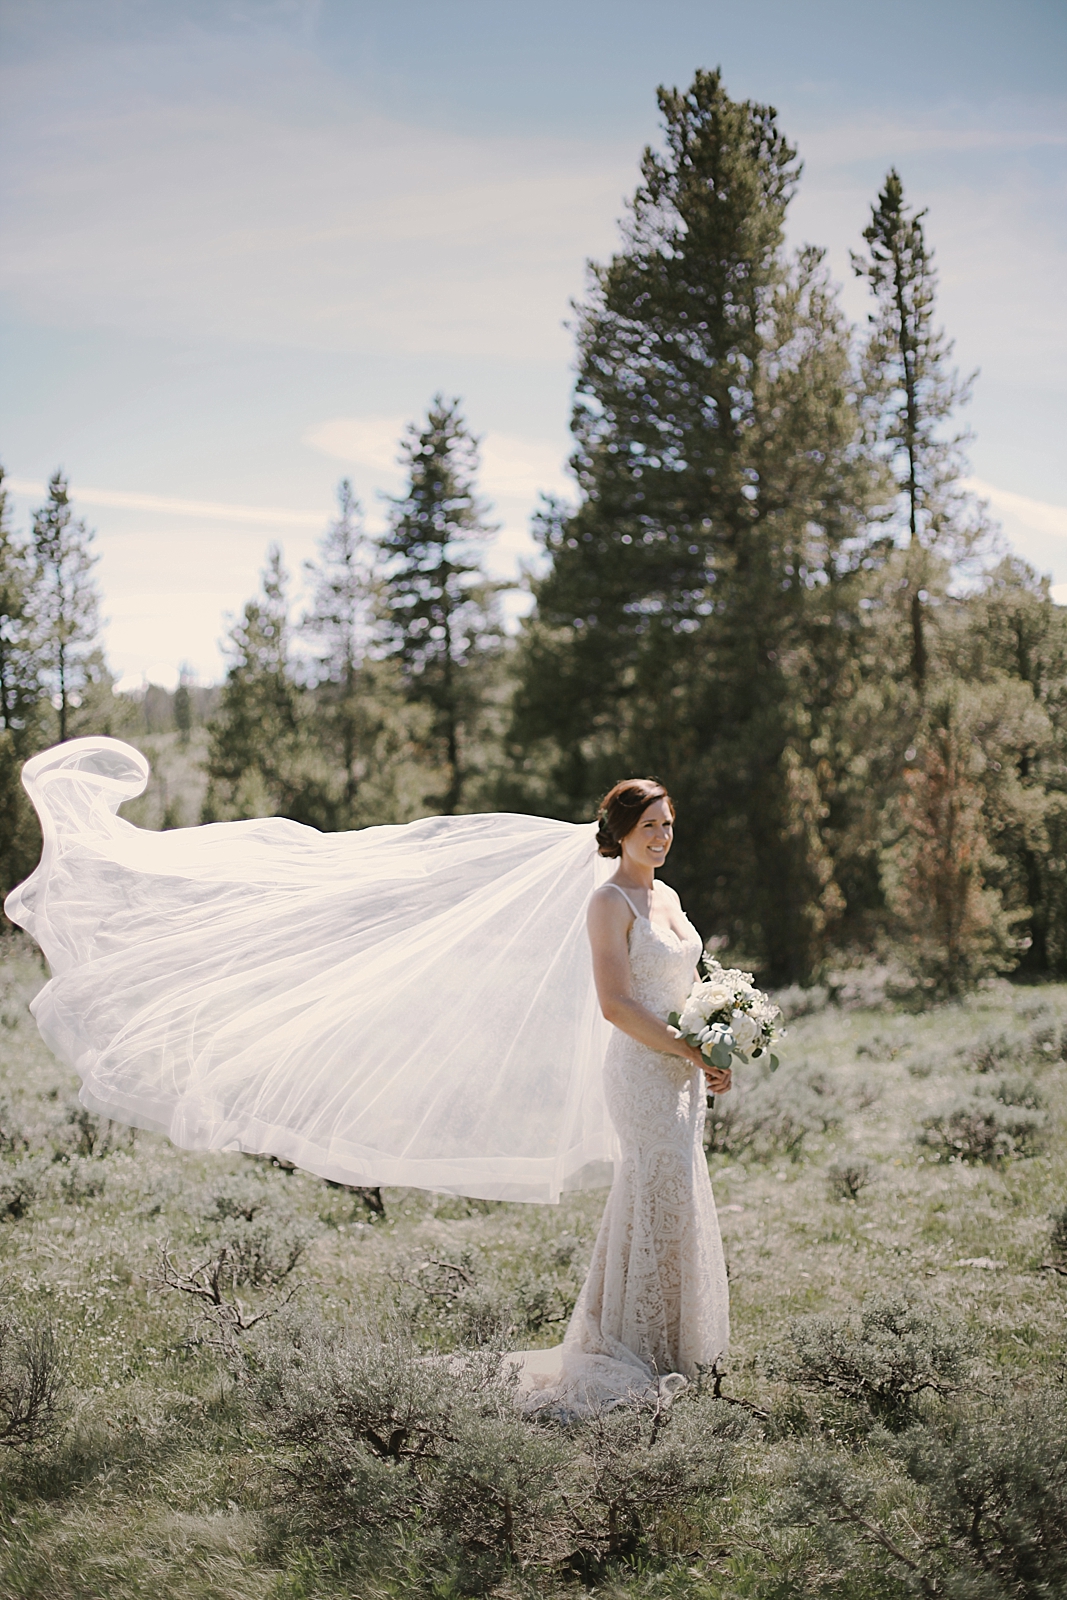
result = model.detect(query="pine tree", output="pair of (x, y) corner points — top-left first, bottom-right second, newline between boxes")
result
(852, 169), (986, 691)
(202, 545), (304, 821)
(301, 481), (372, 819)
(884, 684), (1023, 994)
(301, 481), (430, 828)
(0, 465), (47, 905)
(0, 465), (42, 747)
(377, 397), (503, 815)
(28, 472), (101, 742)
(508, 69), (885, 978)
(174, 664), (194, 746)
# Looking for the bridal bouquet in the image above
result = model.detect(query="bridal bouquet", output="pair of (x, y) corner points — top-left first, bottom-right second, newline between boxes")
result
(668, 959), (782, 1072)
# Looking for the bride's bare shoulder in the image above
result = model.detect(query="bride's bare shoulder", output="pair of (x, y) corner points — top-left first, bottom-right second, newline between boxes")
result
(588, 883), (633, 925)
(655, 881), (682, 907)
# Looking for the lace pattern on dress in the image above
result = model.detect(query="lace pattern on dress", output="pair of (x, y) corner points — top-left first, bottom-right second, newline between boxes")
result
(520, 899), (729, 1416)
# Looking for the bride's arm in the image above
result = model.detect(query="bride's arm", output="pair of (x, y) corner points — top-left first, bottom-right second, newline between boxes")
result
(586, 890), (731, 1093)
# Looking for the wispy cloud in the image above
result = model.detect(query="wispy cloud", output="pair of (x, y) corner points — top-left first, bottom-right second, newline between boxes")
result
(6, 478), (327, 528)
(966, 479), (1067, 541)
(303, 417), (572, 506)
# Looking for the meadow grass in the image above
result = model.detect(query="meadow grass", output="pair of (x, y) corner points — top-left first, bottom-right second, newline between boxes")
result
(0, 934), (1064, 1598)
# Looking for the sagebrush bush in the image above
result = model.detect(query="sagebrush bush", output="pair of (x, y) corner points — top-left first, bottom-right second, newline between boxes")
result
(246, 1310), (748, 1583)
(1048, 1203), (1067, 1263)
(247, 1311), (571, 1581)
(768, 1293), (973, 1426)
(919, 1094), (1046, 1164)
(906, 1386), (1067, 1598)
(201, 1173), (321, 1287)
(0, 1154), (47, 1221)
(391, 1245), (583, 1351)
(826, 1159), (874, 1201)
(705, 1067), (840, 1162)
(57, 1106), (133, 1160)
(968, 1029), (1017, 1074)
(0, 1300), (66, 1450)
(781, 1388), (1067, 1598)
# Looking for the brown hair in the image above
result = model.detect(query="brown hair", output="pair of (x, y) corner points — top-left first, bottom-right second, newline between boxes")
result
(595, 778), (675, 858)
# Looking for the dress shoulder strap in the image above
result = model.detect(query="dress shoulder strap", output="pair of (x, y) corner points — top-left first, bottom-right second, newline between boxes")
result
(604, 883), (643, 918)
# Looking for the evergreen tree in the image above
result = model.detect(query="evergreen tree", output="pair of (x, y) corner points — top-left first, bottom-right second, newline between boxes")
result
(301, 481), (372, 820)
(852, 169), (986, 691)
(946, 559), (1067, 974)
(0, 465), (42, 747)
(301, 481), (431, 829)
(174, 663), (194, 746)
(0, 465), (46, 906)
(883, 682), (1024, 994)
(202, 545), (303, 821)
(28, 472), (101, 742)
(377, 397), (503, 815)
(508, 70), (885, 978)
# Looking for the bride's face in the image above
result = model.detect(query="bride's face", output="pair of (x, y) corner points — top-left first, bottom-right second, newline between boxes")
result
(621, 797), (674, 872)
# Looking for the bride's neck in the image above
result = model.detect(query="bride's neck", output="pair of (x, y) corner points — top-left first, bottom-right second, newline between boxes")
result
(616, 866), (656, 893)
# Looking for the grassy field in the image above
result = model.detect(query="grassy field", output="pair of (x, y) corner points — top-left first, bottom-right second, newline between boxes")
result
(0, 935), (1064, 1599)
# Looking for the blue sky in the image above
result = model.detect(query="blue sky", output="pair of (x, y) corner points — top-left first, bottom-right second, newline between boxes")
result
(1, 0), (1065, 687)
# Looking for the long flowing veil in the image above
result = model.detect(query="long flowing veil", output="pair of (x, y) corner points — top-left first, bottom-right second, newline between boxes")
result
(4, 738), (617, 1202)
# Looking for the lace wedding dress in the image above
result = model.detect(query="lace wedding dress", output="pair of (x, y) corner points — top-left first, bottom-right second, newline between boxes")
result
(515, 885), (729, 1415)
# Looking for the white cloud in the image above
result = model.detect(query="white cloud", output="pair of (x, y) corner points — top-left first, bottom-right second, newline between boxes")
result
(302, 418), (406, 478)
(7, 478), (327, 527)
(303, 417), (572, 507)
(966, 479), (1067, 542)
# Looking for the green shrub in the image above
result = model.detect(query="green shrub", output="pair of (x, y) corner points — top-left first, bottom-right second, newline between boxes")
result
(777, 1390), (1067, 1600)
(919, 1095), (1046, 1164)
(0, 1154), (47, 1220)
(769, 1293), (973, 1427)
(905, 1387), (1067, 1599)
(200, 1173), (321, 1288)
(968, 1029), (1017, 1073)
(247, 1312), (571, 1583)
(0, 1301), (67, 1451)
(826, 1159), (875, 1201)
(1047, 1203), (1067, 1264)
(56, 1153), (108, 1203)
(706, 1068), (840, 1162)
(247, 1311), (747, 1584)
(56, 1106), (133, 1160)
(0, 1096), (29, 1156)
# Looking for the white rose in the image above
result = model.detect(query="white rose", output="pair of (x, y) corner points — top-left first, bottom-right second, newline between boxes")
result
(731, 1011), (758, 1050)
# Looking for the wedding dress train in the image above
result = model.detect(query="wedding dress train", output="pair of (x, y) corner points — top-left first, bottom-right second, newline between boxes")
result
(4, 738), (617, 1203)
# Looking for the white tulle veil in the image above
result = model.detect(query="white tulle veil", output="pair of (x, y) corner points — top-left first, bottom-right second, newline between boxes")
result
(4, 738), (618, 1202)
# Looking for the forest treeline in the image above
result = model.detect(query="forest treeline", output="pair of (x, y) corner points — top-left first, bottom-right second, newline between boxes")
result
(3, 69), (1066, 992)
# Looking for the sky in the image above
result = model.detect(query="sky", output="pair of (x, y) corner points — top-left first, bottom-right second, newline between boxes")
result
(1, 0), (1065, 689)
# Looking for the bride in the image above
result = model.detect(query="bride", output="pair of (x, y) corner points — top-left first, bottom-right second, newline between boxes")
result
(516, 777), (729, 1413)
(5, 743), (729, 1409)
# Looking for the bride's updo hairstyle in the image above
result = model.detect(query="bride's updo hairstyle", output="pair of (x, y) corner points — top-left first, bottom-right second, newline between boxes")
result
(595, 778), (675, 858)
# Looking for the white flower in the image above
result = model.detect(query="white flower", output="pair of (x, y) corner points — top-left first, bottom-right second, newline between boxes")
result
(730, 1011), (758, 1050)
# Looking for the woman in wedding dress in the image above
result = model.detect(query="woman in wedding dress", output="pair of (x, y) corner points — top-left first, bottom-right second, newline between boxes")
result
(5, 742), (728, 1411)
(516, 779), (730, 1414)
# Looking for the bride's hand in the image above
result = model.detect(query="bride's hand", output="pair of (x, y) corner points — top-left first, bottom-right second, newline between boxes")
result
(703, 1062), (732, 1095)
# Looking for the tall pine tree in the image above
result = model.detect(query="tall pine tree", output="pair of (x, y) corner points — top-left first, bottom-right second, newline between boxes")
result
(29, 472), (102, 743)
(301, 481), (430, 828)
(509, 70), (885, 978)
(376, 397), (503, 815)
(852, 169), (986, 690)
(202, 545), (304, 821)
